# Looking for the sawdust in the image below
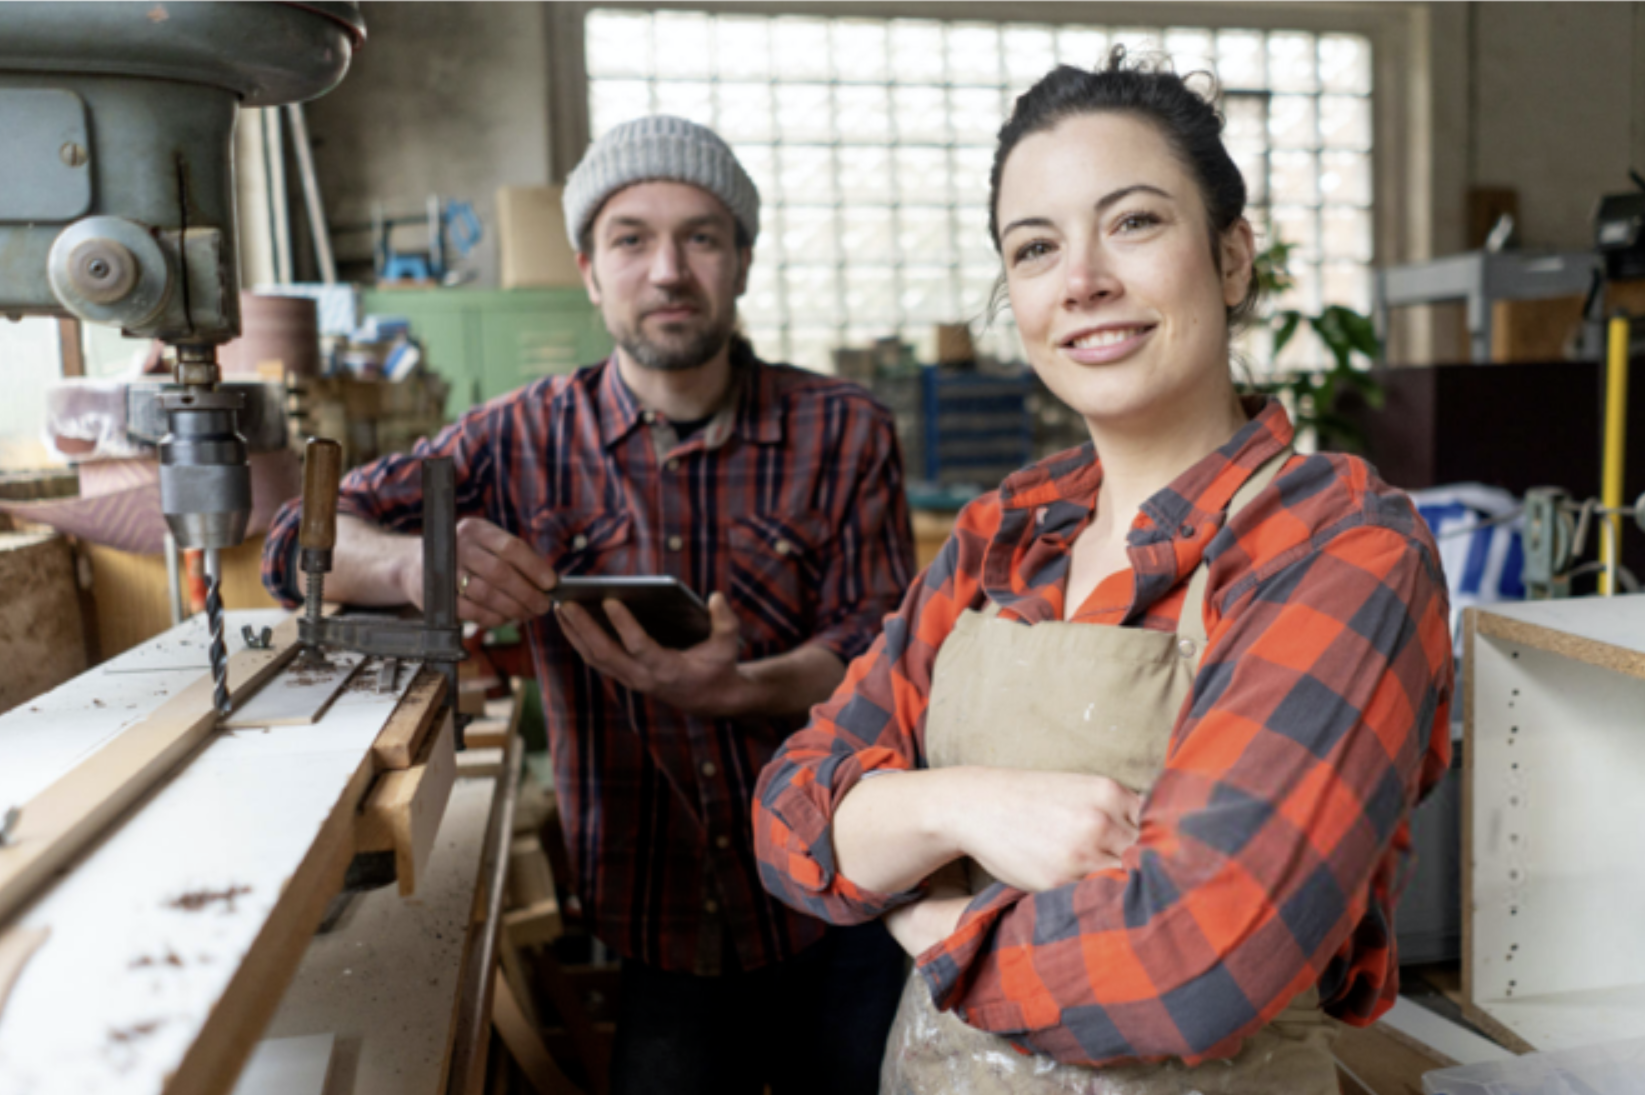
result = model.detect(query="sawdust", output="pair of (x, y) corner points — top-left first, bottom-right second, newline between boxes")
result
(109, 1020), (160, 1043)
(167, 884), (252, 913)
(129, 948), (184, 969)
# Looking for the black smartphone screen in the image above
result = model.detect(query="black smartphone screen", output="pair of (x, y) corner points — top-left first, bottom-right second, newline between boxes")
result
(549, 576), (713, 650)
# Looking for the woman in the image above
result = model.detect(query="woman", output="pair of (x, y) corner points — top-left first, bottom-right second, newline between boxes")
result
(752, 52), (1453, 1094)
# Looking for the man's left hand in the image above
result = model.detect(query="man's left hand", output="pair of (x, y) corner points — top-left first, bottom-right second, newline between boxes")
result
(555, 591), (753, 717)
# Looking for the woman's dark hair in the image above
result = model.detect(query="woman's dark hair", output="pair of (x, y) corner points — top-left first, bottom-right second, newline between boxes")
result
(988, 47), (1262, 330)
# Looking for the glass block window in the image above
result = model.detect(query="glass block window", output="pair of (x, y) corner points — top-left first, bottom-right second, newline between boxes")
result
(585, 11), (1373, 376)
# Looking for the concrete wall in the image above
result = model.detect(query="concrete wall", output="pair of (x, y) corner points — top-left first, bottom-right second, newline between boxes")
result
(1465, 3), (1645, 250)
(301, 2), (554, 286)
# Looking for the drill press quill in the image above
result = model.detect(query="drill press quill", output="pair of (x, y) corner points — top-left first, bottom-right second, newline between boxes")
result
(0, 2), (365, 712)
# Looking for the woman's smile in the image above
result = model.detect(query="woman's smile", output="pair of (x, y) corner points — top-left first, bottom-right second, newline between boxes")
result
(1059, 322), (1158, 365)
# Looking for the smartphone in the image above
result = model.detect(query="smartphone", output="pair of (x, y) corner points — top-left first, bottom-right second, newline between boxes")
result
(549, 575), (713, 650)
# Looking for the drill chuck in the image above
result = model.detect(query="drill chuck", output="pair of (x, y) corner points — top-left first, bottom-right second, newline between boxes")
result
(158, 389), (252, 552)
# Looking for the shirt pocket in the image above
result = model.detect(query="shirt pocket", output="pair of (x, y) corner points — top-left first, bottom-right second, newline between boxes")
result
(529, 510), (635, 576)
(725, 513), (829, 653)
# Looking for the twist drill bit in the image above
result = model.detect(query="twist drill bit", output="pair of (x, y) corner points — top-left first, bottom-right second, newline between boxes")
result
(204, 548), (230, 715)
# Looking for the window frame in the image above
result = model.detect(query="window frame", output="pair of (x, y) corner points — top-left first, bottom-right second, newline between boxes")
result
(547, 0), (1428, 366)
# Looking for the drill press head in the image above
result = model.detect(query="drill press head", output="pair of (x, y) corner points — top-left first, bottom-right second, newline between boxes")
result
(0, 2), (365, 551)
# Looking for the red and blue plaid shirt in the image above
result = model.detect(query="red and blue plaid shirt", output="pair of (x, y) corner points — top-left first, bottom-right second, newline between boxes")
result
(264, 349), (914, 974)
(754, 397), (1453, 1066)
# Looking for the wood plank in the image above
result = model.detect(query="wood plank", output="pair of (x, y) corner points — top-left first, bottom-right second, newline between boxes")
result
(373, 668), (448, 770)
(492, 967), (583, 1095)
(357, 712), (458, 896)
(465, 693), (523, 752)
(504, 901), (564, 954)
(0, 926), (48, 1022)
(507, 835), (556, 910)
(0, 616), (301, 928)
(1332, 1019), (1454, 1095)
(221, 651), (367, 729)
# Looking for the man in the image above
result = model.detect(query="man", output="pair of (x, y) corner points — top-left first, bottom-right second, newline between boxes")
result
(261, 116), (913, 1094)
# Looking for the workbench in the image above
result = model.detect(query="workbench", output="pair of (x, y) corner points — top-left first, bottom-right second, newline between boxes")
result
(0, 609), (520, 1095)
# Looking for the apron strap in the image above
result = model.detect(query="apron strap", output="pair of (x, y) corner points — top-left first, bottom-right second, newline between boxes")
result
(1178, 445), (1295, 649)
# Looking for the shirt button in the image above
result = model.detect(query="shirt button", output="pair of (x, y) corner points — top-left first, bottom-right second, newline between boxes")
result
(774, 539), (793, 556)
(667, 534), (684, 551)
(1179, 523), (1195, 538)
(704, 899), (719, 914)
(715, 835), (731, 850)
(571, 534), (588, 550)
(643, 411), (657, 424)
(1177, 638), (1197, 659)
(667, 459), (680, 471)
(701, 761), (717, 777)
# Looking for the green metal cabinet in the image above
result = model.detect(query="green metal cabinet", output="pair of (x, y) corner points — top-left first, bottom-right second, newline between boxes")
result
(360, 287), (611, 413)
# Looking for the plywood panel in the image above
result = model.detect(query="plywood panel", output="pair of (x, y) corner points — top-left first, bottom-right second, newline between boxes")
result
(1467, 603), (1645, 1054)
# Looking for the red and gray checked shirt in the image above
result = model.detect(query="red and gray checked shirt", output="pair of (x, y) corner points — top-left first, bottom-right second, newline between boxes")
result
(754, 397), (1454, 1068)
(263, 348), (915, 975)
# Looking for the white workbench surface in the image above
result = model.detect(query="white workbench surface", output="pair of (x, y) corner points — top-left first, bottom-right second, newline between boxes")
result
(0, 610), (417, 1095)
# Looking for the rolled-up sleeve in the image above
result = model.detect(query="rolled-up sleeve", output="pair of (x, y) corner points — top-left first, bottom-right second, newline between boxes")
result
(262, 400), (507, 608)
(912, 523), (1453, 1068)
(756, 498), (992, 924)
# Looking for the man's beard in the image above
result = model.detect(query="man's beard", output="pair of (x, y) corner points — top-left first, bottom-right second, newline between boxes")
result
(615, 303), (735, 373)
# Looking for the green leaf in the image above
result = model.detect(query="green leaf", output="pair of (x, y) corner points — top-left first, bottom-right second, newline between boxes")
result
(1272, 310), (1303, 357)
(1308, 314), (1353, 372)
(1337, 307), (1382, 359)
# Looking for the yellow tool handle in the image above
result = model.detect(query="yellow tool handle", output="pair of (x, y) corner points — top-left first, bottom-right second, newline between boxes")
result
(300, 437), (343, 553)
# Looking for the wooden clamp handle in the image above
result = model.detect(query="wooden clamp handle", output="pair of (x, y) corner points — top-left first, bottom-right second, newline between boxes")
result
(300, 438), (343, 553)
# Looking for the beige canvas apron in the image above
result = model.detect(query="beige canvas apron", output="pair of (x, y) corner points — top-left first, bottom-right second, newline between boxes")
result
(881, 448), (1342, 1095)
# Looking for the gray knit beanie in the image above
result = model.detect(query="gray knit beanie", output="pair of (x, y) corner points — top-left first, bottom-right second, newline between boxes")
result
(563, 115), (760, 251)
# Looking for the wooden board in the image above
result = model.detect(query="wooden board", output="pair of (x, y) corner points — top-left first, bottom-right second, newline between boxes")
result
(0, 532), (87, 714)
(221, 651), (367, 730)
(357, 713), (458, 897)
(0, 614), (427, 1094)
(465, 693), (523, 752)
(371, 668), (448, 770)
(1332, 1018), (1455, 1095)
(0, 616), (303, 928)
(1465, 601), (1645, 1053)
(492, 967), (582, 1095)
(1474, 593), (1645, 681)
(263, 776), (497, 1095)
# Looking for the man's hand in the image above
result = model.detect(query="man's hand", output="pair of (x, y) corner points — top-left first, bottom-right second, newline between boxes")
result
(555, 591), (755, 717)
(404, 517), (558, 629)
(952, 769), (1143, 893)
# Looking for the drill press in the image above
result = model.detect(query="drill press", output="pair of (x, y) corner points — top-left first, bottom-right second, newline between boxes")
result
(0, 2), (365, 712)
